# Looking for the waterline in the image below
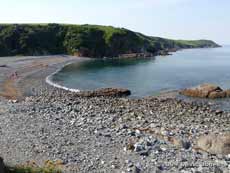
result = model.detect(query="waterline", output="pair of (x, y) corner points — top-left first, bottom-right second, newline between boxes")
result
(45, 62), (81, 93)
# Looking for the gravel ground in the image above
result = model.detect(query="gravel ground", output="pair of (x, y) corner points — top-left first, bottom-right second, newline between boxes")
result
(0, 56), (230, 173)
(0, 88), (230, 173)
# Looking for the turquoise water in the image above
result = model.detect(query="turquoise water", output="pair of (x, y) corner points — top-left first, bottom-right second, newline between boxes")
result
(53, 46), (230, 97)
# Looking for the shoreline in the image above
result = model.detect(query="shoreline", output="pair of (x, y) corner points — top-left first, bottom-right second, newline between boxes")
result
(0, 53), (230, 110)
(0, 46), (223, 100)
(0, 55), (88, 100)
(46, 46), (223, 97)
(45, 62), (81, 93)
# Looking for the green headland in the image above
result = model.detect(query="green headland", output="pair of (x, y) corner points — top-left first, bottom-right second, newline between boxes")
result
(0, 24), (220, 58)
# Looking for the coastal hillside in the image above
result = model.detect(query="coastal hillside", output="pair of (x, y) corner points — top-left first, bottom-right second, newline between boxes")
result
(0, 24), (220, 58)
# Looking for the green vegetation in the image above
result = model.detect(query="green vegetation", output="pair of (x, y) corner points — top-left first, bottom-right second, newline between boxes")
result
(6, 160), (63, 173)
(0, 24), (220, 58)
(174, 39), (220, 48)
(7, 166), (61, 173)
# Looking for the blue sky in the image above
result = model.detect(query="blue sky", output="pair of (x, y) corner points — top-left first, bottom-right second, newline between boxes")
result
(0, 0), (229, 44)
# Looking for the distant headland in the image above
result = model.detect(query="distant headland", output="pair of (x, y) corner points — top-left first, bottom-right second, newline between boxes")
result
(0, 23), (221, 58)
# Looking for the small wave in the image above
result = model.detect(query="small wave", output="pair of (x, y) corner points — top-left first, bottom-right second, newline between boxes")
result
(45, 62), (81, 93)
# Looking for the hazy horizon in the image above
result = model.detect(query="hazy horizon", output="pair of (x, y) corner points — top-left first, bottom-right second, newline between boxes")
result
(0, 0), (229, 44)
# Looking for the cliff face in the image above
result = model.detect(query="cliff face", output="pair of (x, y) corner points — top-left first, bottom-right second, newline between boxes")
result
(0, 24), (221, 58)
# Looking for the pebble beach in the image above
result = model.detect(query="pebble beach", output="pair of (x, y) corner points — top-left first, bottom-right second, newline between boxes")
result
(0, 56), (229, 173)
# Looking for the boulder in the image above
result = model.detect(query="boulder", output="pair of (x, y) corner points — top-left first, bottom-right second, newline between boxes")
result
(196, 133), (230, 155)
(225, 89), (230, 97)
(180, 84), (230, 99)
(208, 91), (226, 99)
(78, 88), (131, 97)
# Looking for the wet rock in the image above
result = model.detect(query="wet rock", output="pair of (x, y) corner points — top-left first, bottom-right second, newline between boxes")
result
(196, 133), (230, 155)
(209, 91), (226, 99)
(180, 84), (222, 98)
(180, 83), (230, 99)
(225, 89), (230, 97)
(215, 110), (223, 115)
(78, 88), (131, 97)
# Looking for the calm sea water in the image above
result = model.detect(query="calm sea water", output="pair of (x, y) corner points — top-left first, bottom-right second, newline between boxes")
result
(53, 46), (230, 97)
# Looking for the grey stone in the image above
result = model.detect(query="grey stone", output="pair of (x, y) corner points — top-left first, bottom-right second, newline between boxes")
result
(214, 166), (223, 173)
(134, 143), (145, 152)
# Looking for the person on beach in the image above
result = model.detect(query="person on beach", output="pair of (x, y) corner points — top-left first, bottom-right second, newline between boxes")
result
(10, 71), (19, 80)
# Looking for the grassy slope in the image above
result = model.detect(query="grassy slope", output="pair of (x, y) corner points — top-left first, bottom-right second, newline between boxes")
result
(0, 24), (220, 58)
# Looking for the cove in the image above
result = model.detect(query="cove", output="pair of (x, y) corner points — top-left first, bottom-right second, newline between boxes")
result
(52, 46), (230, 97)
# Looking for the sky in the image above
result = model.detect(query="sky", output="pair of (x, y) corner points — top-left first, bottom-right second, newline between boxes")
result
(0, 0), (229, 44)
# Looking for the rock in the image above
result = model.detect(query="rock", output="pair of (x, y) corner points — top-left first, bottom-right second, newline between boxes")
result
(156, 165), (165, 172)
(111, 164), (116, 169)
(225, 89), (230, 97)
(215, 110), (223, 115)
(0, 157), (5, 173)
(168, 137), (191, 149)
(180, 83), (230, 99)
(126, 160), (133, 167)
(78, 88), (131, 97)
(214, 166), (223, 173)
(181, 140), (191, 150)
(181, 171), (192, 173)
(208, 91), (226, 99)
(134, 163), (142, 173)
(25, 97), (33, 103)
(196, 133), (230, 155)
(8, 99), (18, 103)
(180, 84), (222, 98)
(134, 143), (145, 152)
(139, 150), (150, 156)
(126, 143), (135, 151)
(168, 137), (182, 147)
(225, 154), (230, 161)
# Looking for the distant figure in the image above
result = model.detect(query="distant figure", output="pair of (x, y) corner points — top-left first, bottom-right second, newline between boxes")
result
(0, 64), (7, 68)
(10, 71), (19, 80)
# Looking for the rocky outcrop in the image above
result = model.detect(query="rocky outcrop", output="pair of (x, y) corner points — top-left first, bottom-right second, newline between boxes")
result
(196, 133), (230, 155)
(180, 84), (230, 99)
(78, 88), (131, 97)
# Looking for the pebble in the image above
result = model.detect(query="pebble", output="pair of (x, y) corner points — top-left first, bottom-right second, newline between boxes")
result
(134, 143), (145, 152)
(214, 166), (224, 173)
(134, 163), (142, 173)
